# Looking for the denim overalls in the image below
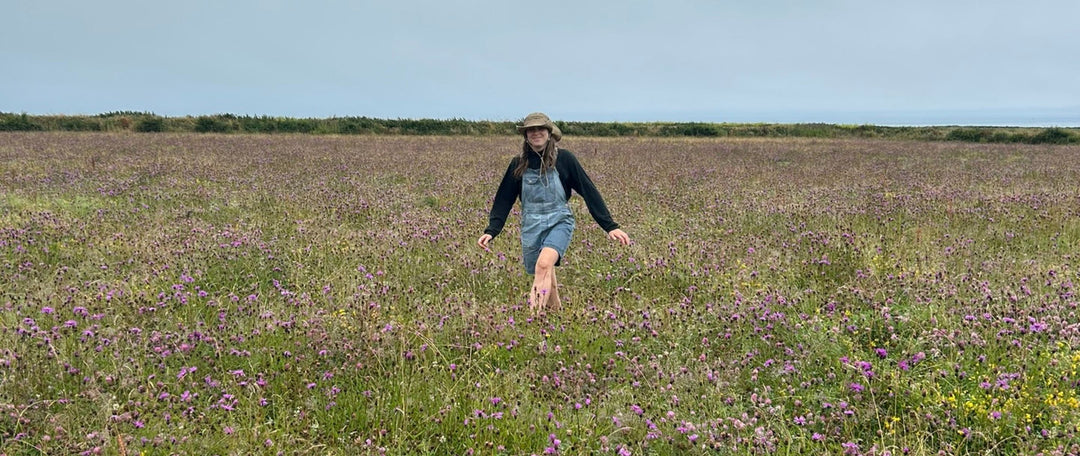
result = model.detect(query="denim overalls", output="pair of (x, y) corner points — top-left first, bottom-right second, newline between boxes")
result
(520, 164), (576, 274)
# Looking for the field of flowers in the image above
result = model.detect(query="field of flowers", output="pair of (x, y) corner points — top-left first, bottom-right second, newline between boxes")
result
(2, 132), (1079, 455)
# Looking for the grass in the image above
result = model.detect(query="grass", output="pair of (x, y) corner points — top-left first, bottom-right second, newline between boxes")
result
(1, 132), (1079, 455)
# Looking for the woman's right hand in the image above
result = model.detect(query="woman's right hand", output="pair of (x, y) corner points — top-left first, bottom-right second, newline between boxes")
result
(477, 234), (492, 251)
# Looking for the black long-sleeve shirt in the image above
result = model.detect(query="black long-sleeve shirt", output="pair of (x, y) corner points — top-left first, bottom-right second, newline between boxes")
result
(484, 148), (619, 238)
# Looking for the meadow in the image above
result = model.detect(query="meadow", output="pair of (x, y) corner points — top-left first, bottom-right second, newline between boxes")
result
(1, 132), (1079, 455)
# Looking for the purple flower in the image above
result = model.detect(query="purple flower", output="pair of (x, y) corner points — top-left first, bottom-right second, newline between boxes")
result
(850, 382), (864, 393)
(875, 348), (887, 358)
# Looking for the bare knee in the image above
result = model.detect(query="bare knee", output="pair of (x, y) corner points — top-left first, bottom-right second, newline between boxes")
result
(534, 248), (559, 274)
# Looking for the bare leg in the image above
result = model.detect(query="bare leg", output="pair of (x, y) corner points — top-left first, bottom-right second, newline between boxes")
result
(548, 266), (562, 310)
(530, 247), (560, 312)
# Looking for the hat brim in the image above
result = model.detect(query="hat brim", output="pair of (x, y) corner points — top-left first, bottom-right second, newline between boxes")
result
(516, 123), (562, 141)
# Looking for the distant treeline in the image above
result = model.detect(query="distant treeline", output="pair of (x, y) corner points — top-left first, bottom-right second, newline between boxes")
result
(1, 111), (1076, 144)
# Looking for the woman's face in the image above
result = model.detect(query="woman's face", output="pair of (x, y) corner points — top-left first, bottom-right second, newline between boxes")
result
(526, 126), (550, 150)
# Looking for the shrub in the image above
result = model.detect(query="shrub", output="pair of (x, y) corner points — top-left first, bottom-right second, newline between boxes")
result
(135, 116), (165, 132)
(946, 128), (991, 142)
(194, 116), (234, 133)
(682, 122), (721, 137)
(1028, 127), (1075, 144)
(58, 117), (104, 131)
(0, 113), (43, 131)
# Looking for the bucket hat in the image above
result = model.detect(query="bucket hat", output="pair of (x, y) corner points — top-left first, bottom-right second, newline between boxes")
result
(516, 112), (562, 141)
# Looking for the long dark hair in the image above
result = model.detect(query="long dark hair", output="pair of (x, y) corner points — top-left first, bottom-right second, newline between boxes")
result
(513, 136), (558, 179)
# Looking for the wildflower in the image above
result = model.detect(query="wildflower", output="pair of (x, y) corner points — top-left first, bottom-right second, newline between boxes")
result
(875, 348), (887, 358)
(850, 382), (864, 393)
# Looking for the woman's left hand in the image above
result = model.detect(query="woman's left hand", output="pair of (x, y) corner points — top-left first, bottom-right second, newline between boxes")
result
(607, 228), (630, 246)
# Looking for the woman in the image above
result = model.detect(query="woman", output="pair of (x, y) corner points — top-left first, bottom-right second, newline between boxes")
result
(477, 112), (630, 312)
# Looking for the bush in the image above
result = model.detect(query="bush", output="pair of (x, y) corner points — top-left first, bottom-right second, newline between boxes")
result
(947, 128), (991, 142)
(276, 118), (318, 133)
(194, 116), (234, 133)
(682, 122), (721, 137)
(0, 113), (43, 131)
(1028, 127), (1074, 144)
(134, 116), (165, 132)
(58, 117), (103, 131)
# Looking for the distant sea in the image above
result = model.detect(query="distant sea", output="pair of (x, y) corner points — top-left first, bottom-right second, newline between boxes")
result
(592, 108), (1080, 128)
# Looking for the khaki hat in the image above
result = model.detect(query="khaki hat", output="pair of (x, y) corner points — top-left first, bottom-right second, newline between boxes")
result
(516, 112), (562, 141)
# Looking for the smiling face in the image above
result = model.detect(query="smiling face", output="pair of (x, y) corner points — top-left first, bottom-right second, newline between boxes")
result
(525, 126), (550, 151)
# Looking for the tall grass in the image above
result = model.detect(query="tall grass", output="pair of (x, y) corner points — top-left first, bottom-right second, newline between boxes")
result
(1, 132), (1079, 455)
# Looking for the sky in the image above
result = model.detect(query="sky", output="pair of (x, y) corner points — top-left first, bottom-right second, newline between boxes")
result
(3, 0), (1079, 126)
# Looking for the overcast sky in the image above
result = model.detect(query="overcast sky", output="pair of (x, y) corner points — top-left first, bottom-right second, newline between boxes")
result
(3, 0), (1078, 126)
